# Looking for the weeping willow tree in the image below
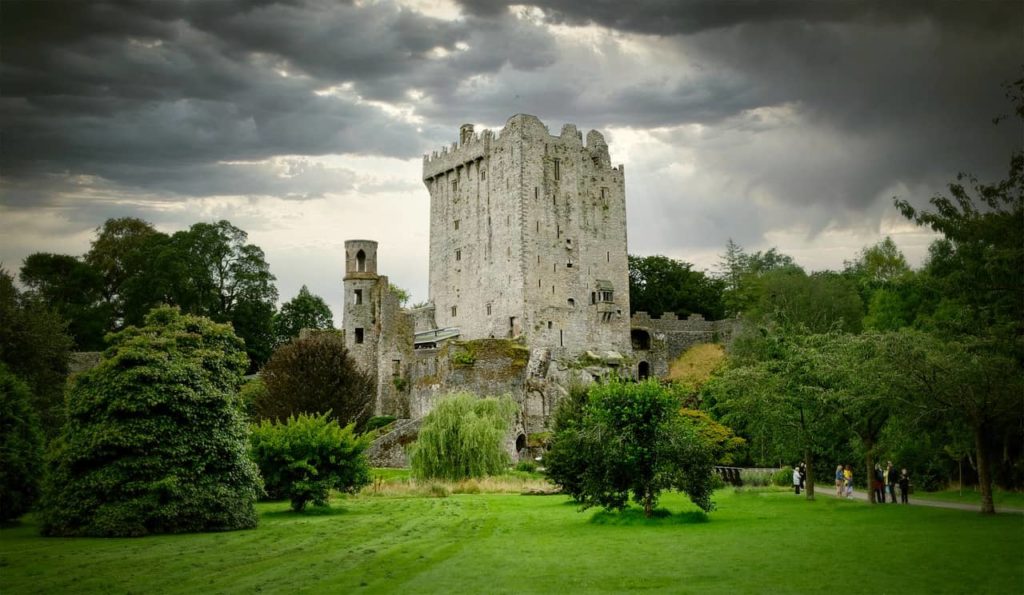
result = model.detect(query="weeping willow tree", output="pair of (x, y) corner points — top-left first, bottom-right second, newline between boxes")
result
(410, 393), (517, 481)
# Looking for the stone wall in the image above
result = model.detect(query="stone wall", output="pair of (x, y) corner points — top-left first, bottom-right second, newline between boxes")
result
(630, 312), (738, 379)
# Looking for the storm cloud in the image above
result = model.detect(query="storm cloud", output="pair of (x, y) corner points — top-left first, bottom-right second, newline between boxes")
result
(1, 0), (1020, 317)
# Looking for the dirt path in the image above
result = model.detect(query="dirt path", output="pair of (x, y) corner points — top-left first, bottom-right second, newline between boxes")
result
(810, 486), (1024, 514)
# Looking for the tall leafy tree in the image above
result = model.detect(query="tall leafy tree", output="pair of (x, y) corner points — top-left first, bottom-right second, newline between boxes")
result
(84, 217), (168, 329)
(274, 285), (334, 344)
(0, 270), (72, 432)
(884, 331), (1023, 513)
(628, 254), (726, 319)
(0, 363), (44, 521)
(717, 241), (803, 316)
(19, 253), (110, 350)
(748, 270), (864, 334)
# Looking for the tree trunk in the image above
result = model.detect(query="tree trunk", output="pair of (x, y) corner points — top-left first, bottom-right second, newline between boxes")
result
(975, 426), (995, 514)
(804, 449), (815, 500)
(643, 490), (654, 518)
(865, 438), (876, 504)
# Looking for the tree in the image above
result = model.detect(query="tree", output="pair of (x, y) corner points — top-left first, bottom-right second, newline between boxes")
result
(274, 285), (334, 345)
(169, 220), (279, 369)
(256, 331), (375, 428)
(748, 270), (864, 334)
(388, 284), (410, 307)
(884, 331), (1023, 514)
(249, 412), (370, 511)
(0, 269), (72, 433)
(40, 307), (262, 536)
(706, 328), (842, 499)
(717, 241), (803, 316)
(547, 379), (716, 517)
(19, 253), (110, 350)
(0, 363), (44, 522)
(84, 217), (167, 329)
(628, 254), (726, 319)
(409, 393), (517, 481)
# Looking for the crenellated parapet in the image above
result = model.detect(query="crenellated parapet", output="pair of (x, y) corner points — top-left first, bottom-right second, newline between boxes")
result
(631, 311), (737, 334)
(423, 124), (492, 181)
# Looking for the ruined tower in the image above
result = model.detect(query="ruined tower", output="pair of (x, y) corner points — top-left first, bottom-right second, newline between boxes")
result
(422, 114), (631, 355)
(342, 239), (412, 417)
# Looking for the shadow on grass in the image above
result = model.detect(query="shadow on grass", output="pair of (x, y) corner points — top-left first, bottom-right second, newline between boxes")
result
(589, 507), (709, 526)
(262, 505), (348, 518)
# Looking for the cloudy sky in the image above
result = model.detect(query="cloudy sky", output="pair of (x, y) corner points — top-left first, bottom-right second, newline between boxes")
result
(2, 0), (1020, 321)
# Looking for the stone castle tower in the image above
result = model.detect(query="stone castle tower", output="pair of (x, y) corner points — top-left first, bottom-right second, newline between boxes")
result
(342, 240), (412, 417)
(421, 114), (631, 356)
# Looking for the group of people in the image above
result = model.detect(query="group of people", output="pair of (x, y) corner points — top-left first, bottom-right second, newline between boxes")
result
(830, 461), (911, 503)
(792, 461), (912, 504)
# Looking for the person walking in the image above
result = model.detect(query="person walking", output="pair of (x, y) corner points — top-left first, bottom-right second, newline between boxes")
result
(873, 464), (885, 503)
(793, 464), (802, 495)
(844, 465), (854, 498)
(835, 464), (844, 498)
(898, 469), (911, 504)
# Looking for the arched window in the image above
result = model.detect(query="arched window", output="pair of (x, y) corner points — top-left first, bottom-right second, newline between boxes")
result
(356, 250), (366, 272)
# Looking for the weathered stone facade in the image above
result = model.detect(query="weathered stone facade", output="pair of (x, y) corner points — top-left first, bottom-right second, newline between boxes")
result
(422, 115), (630, 356)
(343, 115), (735, 466)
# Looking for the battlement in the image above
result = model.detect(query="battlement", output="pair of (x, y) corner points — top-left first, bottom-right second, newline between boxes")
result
(423, 124), (492, 181)
(631, 311), (735, 333)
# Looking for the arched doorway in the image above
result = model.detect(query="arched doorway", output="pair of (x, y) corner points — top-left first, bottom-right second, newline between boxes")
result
(638, 361), (650, 380)
(515, 434), (527, 455)
(356, 249), (366, 272)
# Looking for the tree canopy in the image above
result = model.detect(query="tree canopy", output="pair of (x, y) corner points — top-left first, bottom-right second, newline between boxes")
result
(274, 285), (334, 345)
(628, 254), (726, 319)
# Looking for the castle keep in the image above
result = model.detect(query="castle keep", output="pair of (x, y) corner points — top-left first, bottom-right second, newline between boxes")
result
(422, 115), (630, 355)
(343, 115), (734, 464)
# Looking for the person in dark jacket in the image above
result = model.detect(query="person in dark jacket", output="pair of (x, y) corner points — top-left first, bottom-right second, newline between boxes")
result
(873, 464), (885, 503)
(898, 469), (911, 504)
(885, 461), (898, 503)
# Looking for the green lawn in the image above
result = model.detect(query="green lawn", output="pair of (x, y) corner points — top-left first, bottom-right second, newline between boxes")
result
(2, 488), (1022, 594)
(913, 487), (1024, 509)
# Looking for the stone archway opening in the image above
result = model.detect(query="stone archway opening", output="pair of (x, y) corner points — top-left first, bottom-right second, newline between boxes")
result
(516, 434), (527, 454)
(631, 329), (651, 351)
(638, 361), (650, 380)
(356, 249), (366, 272)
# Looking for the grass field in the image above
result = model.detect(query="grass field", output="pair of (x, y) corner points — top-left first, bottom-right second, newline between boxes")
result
(913, 487), (1024, 509)
(2, 487), (1022, 594)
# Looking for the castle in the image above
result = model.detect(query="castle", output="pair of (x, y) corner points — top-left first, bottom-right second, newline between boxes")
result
(342, 115), (734, 464)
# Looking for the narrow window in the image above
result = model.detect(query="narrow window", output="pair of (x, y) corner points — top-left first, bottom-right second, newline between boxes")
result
(601, 187), (608, 199)
(551, 285), (555, 295)
(566, 261), (573, 268)
(547, 321), (552, 330)
(591, 292), (597, 305)
(486, 303), (492, 316)
(535, 187), (539, 200)
(554, 158), (561, 180)
(454, 219), (460, 230)
(553, 263), (556, 272)
(556, 224), (560, 237)
(356, 249), (366, 272)
(567, 298), (576, 308)
(607, 251), (610, 263)
(451, 306), (457, 317)
(355, 328), (364, 344)
(536, 221), (540, 232)
(481, 169), (486, 181)
(354, 289), (363, 305)
(452, 179), (458, 192)
(560, 329), (564, 347)
(455, 249), (461, 261)
(392, 359), (401, 377)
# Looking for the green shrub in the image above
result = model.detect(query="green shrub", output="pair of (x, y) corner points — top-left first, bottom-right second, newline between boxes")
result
(250, 412), (370, 512)
(409, 393), (516, 481)
(516, 460), (538, 473)
(739, 469), (774, 487)
(365, 415), (397, 432)
(236, 377), (267, 421)
(773, 466), (794, 487)
(0, 364), (44, 522)
(40, 307), (262, 537)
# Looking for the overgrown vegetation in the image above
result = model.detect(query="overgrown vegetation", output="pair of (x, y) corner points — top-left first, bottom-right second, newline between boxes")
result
(409, 393), (516, 481)
(0, 363), (44, 522)
(40, 307), (261, 536)
(249, 412), (370, 511)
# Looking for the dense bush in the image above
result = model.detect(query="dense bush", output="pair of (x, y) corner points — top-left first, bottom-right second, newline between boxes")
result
(409, 393), (516, 481)
(772, 466), (794, 487)
(546, 379), (717, 517)
(249, 412), (370, 511)
(256, 332), (375, 429)
(236, 377), (267, 421)
(41, 307), (262, 537)
(365, 415), (397, 432)
(0, 364), (44, 522)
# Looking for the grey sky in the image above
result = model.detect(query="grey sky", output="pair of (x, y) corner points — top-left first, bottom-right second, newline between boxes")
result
(1, 0), (1020, 321)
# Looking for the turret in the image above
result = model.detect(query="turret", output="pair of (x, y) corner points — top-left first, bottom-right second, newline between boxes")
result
(343, 240), (380, 370)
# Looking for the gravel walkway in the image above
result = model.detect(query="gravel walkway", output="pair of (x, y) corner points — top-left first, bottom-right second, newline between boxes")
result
(809, 486), (1024, 514)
